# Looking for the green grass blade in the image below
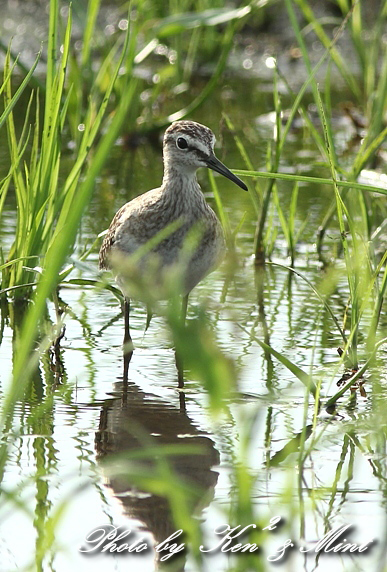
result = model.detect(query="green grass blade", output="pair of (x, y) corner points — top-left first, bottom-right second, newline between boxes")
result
(81, 0), (102, 68)
(233, 170), (387, 196)
(0, 48), (41, 132)
(239, 325), (318, 399)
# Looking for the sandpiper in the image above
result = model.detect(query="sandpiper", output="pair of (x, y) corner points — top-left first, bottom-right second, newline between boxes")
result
(99, 120), (247, 370)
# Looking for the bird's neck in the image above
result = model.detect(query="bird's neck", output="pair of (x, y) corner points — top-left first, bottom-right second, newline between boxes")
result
(161, 164), (200, 194)
(161, 165), (207, 217)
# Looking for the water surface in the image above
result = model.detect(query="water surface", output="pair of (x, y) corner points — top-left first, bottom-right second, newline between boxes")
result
(1, 74), (387, 572)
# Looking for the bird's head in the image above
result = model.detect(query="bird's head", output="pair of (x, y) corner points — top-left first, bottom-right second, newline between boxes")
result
(163, 120), (247, 191)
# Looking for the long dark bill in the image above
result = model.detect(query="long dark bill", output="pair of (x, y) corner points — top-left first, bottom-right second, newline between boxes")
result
(205, 154), (248, 191)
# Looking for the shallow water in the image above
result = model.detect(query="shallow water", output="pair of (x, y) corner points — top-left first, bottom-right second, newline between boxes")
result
(1, 71), (387, 572)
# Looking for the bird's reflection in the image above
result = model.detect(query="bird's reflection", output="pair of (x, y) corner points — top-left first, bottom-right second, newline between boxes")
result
(95, 355), (219, 567)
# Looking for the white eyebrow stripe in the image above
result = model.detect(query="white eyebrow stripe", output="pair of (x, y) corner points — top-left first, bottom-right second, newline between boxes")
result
(185, 136), (211, 155)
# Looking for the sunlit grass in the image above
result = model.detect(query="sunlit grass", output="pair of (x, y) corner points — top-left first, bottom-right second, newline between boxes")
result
(0, 0), (387, 569)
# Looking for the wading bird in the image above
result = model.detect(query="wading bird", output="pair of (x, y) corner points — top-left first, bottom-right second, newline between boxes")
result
(99, 120), (247, 382)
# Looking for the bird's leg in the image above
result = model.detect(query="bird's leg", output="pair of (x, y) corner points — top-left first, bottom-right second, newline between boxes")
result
(176, 294), (189, 389)
(181, 293), (189, 324)
(122, 298), (133, 400)
(122, 350), (131, 401)
(176, 351), (184, 389)
(123, 297), (134, 359)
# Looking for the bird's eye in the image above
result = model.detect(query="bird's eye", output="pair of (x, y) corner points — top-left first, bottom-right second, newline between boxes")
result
(176, 137), (188, 150)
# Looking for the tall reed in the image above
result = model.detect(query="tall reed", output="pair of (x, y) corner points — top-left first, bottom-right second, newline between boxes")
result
(0, 0), (136, 473)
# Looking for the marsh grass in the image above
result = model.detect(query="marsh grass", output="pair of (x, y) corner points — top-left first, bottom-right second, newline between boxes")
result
(0, 0), (136, 502)
(225, 0), (387, 404)
(0, 0), (254, 566)
(1, 0), (387, 569)
(0, 0), (248, 307)
(1, 3), (133, 301)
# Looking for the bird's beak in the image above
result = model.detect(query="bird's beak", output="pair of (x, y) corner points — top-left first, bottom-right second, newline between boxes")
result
(205, 154), (248, 191)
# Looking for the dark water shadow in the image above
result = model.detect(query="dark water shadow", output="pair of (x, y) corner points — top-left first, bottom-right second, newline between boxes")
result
(95, 356), (220, 568)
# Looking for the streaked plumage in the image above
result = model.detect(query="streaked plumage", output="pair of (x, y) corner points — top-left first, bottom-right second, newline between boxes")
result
(99, 120), (247, 297)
